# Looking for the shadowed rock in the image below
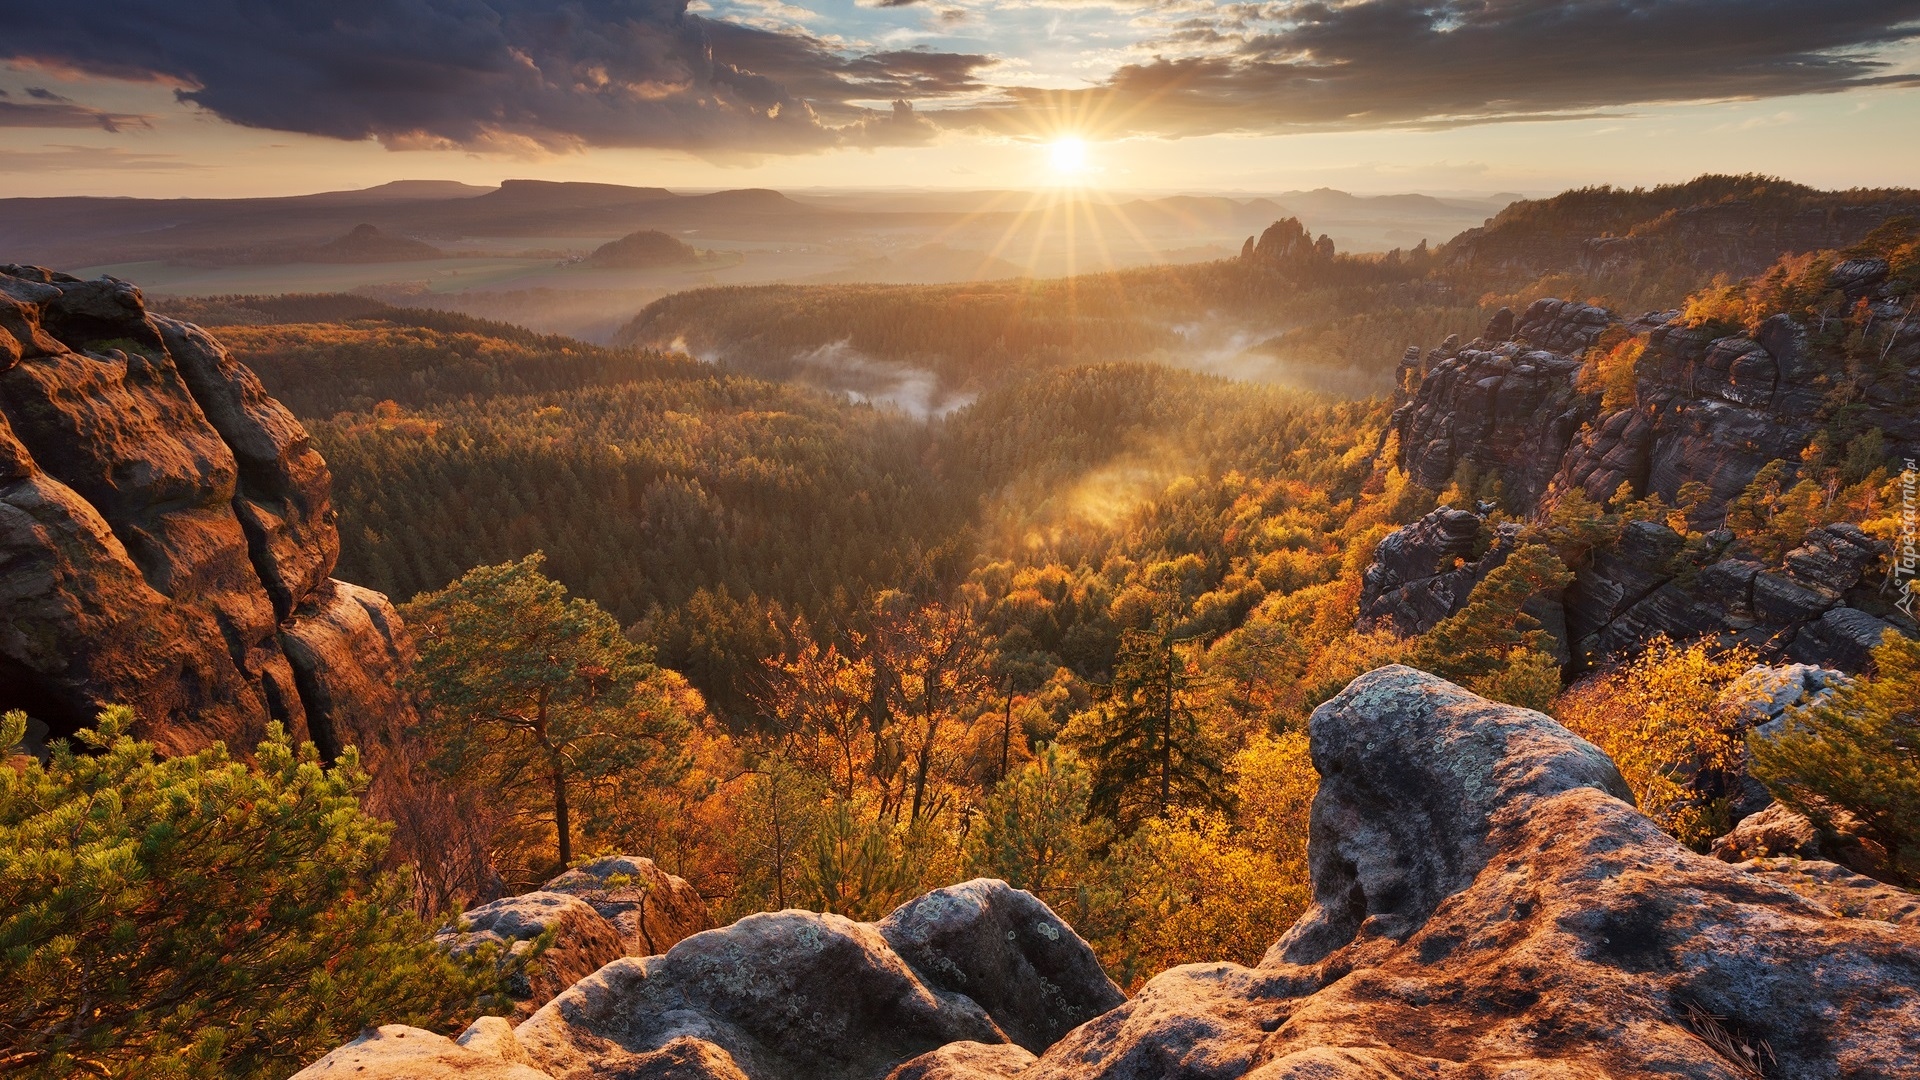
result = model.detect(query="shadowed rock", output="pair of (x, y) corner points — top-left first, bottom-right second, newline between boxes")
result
(515, 880), (1120, 1080)
(1382, 289), (1917, 671)
(0, 265), (417, 765)
(438, 892), (629, 1021)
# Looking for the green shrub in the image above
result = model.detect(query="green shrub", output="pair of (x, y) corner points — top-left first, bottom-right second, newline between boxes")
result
(0, 709), (499, 1079)
(1750, 632), (1920, 885)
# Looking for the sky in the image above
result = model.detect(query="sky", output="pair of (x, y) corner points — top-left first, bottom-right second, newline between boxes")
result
(3, 0), (1920, 198)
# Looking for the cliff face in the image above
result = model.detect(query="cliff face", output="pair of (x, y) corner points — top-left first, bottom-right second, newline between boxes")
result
(296, 667), (1920, 1080)
(0, 265), (416, 763)
(1374, 260), (1919, 668)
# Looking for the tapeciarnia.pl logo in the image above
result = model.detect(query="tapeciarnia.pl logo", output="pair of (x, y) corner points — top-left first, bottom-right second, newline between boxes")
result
(1899, 458), (1917, 620)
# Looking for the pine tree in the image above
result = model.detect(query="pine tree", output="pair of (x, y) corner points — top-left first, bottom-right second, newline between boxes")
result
(402, 554), (696, 882)
(1751, 631), (1920, 884)
(0, 710), (498, 1080)
(1069, 619), (1227, 831)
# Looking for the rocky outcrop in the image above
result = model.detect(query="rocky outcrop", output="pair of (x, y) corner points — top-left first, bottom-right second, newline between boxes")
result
(0, 265), (420, 762)
(1356, 508), (1544, 640)
(1390, 300), (1617, 508)
(299, 667), (1920, 1079)
(515, 879), (1125, 1080)
(544, 855), (712, 959)
(1024, 666), (1920, 1078)
(1378, 268), (1920, 669)
(292, 1022), (551, 1080)
(439, 892), (630, 1021)
(887, 1042), (1037, 1080)
(440, 858), (716, 1018)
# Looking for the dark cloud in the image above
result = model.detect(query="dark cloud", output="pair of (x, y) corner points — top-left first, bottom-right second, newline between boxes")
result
(953, 0), (1920, 137)
(24, 87), (73, 102)
(0, 100), (150, 132)
(0, 0), (991, 155)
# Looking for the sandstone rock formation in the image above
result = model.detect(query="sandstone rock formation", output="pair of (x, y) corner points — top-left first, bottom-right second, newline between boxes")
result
(439, 892), (630, 1021)
(439, 857), (714, 1018)
(1374, 272), (1918, 669)
(516, 878), (1125, 1079)
(544, 855), (712, 959)
(301, 665), (1920, 1079)
(0, 266), (418, 761)
(292, 1022), (551, 1080)
(1024, 666), (1920, 1078)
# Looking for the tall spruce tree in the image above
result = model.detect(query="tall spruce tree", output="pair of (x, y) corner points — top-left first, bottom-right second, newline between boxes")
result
(1071, 618), (1227, 831)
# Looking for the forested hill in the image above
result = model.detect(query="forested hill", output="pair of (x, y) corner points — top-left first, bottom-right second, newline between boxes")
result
(170, 294), (1372, 721)
(616, 175), (1920, 407)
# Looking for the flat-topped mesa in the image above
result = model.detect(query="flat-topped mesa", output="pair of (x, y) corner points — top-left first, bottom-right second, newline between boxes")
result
(0, 265), (413, 765)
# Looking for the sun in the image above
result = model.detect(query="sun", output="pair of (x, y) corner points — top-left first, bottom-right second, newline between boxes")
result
(1046, 136), (1089, 179)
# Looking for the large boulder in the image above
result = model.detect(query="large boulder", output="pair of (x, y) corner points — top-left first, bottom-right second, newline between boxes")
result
(885, 1042), (1036, 1080)
(290, 1021), (549, 1080)
(296, 666), (1920, 1080)
(513, 879), (1121, 1080)
(543, 855), (711, 958)
(1025, 666), (1920, 1078)
(437, 892), (628, 1020)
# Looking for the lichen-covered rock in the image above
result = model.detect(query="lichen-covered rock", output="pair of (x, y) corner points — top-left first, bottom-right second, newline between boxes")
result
(1270, 665), (1634, 965)
(289, 1023), (550, 1080)
(1025, 666), (1920, 1079)
(514, 879), (1118, 1080)
(1738, 857), (1920, 926)
(886, 1042), (1037, 1080)
(543, 855), (711, 958)
(880, 879), (1126, 1052)
(438, 892), (627, 1020)
(1711, 801), (1824, 861)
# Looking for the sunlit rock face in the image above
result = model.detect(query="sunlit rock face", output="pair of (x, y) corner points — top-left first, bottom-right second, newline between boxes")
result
(1377, 267), (1919, 671)
(1027, 666), (1920, 1080)
(300, 666), (1919, 1080)
(435, 857), (714, 1020)
(0, 265), (421, 762)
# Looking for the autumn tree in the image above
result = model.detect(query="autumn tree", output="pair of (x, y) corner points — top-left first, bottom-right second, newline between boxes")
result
(871, 596), (992, 823)
(0, 710), (499, 1080)
(403, 554), (697, 882)
(1554, 635), (1758, 846)
(764, 631), (877, 802)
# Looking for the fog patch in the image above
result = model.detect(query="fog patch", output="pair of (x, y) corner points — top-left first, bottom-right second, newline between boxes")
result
(793, 340), (974, 419)
(1164, 319), (1390, 399)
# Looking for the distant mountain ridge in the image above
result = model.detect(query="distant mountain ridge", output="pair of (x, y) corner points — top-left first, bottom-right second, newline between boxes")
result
(1444, 174), (1920, 277)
